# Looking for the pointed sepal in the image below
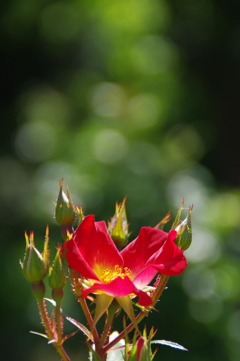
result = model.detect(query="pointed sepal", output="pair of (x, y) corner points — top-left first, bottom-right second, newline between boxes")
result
(171, 198), (185, 230)
(116, 296), (140, 334)
(155, 211), (171, 230)
(75, 204), (85, 227)
(93, 294), (114, 329)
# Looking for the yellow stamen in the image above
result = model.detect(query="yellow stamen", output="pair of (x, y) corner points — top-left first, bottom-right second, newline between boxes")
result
(101, 265), (131, 283)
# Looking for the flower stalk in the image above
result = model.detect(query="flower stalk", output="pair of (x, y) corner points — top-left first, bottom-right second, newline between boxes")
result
(36, 291), (71, 361)
(98, 300), (120, 348)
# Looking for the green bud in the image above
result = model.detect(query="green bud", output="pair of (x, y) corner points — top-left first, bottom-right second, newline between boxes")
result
(23, 245), (46, 282)
(175, 204), (193, 250)
(49, 248), (66, 290)
(55, 178), (76, 227)
(20, 230), (49, 283)
(108, 198), (129, 249)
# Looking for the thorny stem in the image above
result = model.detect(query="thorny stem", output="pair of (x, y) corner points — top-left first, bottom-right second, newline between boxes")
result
(37, 298), (54, 341)
(52, 288), (64, 346)
(37, 298), (71, 361)
(69, 268), (99, 344)
(55, 302), (63, 344)
(103, 310), (146, 353)
(103, 275), (170, 353)
(151, 275), (169, 306)
(98, 309), (115, 348)
(79, 296), (99, 342)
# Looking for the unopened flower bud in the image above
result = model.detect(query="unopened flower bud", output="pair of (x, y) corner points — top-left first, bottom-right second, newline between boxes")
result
(23, 244), (46, 282)
(20, 230), (49, 283)
(174, 205), (193, 251)
(108, 197), (129, 249)
(128, 330), (152, 361)
(55, 179), (76, 227)
(136, 337), (149, 361)
(49, 248), (66, 290)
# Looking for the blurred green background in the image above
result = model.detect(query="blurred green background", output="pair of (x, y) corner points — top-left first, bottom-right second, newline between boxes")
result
(1, 0), (240, 360)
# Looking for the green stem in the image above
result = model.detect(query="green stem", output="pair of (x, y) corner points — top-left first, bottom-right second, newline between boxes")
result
(52, 289), (64, 346)
(55, 302), (63, 344)
(54, 343), (71, 361)
(104, 275), (170, 353)
(98, 310), (115, 348)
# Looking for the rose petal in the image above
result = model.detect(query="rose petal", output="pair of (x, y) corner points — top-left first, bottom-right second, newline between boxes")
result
(146, 230), (187, 275)
(121, 227), (168, 277)
(131, 266), (157, 289)
(64, 237), (99, 280)
(82, 276), (152, 306)
(122, 227), (187, 280)
(64, 215), (123, 279)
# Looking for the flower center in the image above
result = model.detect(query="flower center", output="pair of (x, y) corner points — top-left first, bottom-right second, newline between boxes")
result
(101, 265), (131, 283)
